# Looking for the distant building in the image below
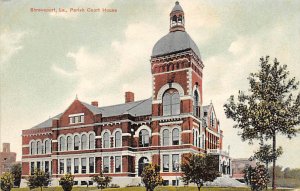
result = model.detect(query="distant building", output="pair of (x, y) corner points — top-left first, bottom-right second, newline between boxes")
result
(0, 143), (17, 175)
(232, 158), (256, 180)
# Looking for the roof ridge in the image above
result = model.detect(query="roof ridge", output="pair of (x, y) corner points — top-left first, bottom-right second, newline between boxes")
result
(99, 98), (148, 109)
(125, 98), (151, 114)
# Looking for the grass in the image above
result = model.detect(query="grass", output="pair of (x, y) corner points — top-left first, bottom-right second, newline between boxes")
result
(11, 186), (295, 191)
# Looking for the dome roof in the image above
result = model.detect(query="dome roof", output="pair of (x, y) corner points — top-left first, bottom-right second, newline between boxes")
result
(151, 31), (201, 59)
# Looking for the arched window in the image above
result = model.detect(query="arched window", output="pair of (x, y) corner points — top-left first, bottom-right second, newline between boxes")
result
(162, 129), (169, 146)
(37, 141), (43, 154)
(81, 134), (87, 150)
(115, 131), (122, 148)
(172, 15), (177, 25)
(103, 132), (110, 148)
(139, 129), (149, 147)
(163, 89), (180, 116)
(30, 141), (36, 155)
(67, 136), (72, 151)
(59, 136), (66, 151)
(172, 128), (179, 145)
(74, 135), (80, 150)
(44, 139), (51, 154)
(89, 133), (95, 149)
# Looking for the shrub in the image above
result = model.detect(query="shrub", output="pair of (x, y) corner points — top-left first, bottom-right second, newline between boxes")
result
(59, 174), (74, 191)
(26, 169), (51, 191)
(0, 172), (15, 191)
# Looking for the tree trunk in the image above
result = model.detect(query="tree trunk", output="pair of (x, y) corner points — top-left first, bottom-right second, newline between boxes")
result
(272, 134), (276, 191)
(198, 186), (201, 191)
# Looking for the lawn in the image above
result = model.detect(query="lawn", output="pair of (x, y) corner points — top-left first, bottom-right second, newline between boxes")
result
(11, 186), (294, 191)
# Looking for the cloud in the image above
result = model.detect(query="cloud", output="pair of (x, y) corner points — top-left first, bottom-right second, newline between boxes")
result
(0, 30), (25, 64)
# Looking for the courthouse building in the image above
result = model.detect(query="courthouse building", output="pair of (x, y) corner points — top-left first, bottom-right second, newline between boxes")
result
(21, 2), (231, 187)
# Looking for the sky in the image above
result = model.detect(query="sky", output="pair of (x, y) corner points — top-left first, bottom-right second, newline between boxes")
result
(0, 0), (300, 168)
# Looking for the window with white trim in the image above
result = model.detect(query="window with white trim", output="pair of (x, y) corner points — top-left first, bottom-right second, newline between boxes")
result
(115, 156), (121, 173)
(67, 136), (72, 151)
(37, 141), (43, 155)
(74, 158), (79, 174)
(59, 136), (66, 151)
(163, 155), (169, 172)
(89, 133), (95, 149)
(162, 129), (169, 146)
(69, 113), (84, 124)
(81, 134), (87, 150)
(74, 135), (80, 150)
(103, 132), (110, 148)
(81, 158), (87, 174)
(59, 159), (64, 174)
(103, 156), (109, 173)
(139, 129), (150, 147)
(44, 139), (51, 154)
(67, 158), (71, 173)
(163, 89), (180, 116)
(89, 157), (95, 173)
(30, 141), (36, 155)
(115, 131), (122, 148)
(172, 128), (179, 145)
(172, 154), (179, 172)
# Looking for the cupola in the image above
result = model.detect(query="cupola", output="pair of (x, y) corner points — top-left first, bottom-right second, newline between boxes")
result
(170, 1), (185, 32)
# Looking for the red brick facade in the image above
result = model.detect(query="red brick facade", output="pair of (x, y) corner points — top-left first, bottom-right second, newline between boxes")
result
(21, 2), (231, 187)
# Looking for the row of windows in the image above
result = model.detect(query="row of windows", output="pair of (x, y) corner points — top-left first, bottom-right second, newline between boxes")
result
(193, 129), (205, 149)
(30, 161), (51, 175)
(30, 139), (51, 155)
(69, 115), (84, 124)
(59, 157), (95, 174)
(162, 128), (179, 146)
(162, 154), (180, 172)
(102, 131), (122, 148)
(102, 156), (122, 173)
(58, 133), (95, 151)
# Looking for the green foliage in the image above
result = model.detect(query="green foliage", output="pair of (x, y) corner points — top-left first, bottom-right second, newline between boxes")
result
(224, 56), (300, 189)
(10, 163), (22, 188)
(91, 172), (112, 189)
(26, 169), (51, 191)
(0, 172), (15, 191)
(59, 174), (74, 191)
(181, 154), (220, 191)
(141, 163), (163, 191)
(251, 143), (282, 168)
(244, 163), (270, 191)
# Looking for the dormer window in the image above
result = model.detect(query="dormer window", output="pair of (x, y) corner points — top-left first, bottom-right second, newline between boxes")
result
(210, 112), (215, 127)
(69, 113), (84, 124)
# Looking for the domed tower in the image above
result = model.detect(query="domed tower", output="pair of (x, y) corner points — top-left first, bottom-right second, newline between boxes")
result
(150, 1), (204, 150)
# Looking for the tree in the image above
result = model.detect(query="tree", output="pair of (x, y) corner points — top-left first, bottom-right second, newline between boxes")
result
(26, 169), (51, 191)
(181, 154), (220, 191)
(92, 172), (112, 190)
(0, 172), (15, 191)
(244, 163), (270, 191)
(224, 56), (300, 190)
(252, 143), (282, 169)
(141, 163), (163, 191)
(10, 163), (22, 187)
(59, 174), (74, 191)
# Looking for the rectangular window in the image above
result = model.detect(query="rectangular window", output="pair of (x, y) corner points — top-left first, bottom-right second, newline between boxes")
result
(81, 158), (87, 174)
(172, 154), (179, 172)
(74, 158), (79, 174)
(45, 161), (49, 173)
(30, 162), (34, 175)
(163, 155), (169, 172)
(115, 156), (121, 173)
(103, 156), (109, 173)
(89, 157), (95, 173)
(59, 159), (64, 174)
(80, 115), (84, 123)
(67, 158), (71, 173)
(37, 161), (41, 170)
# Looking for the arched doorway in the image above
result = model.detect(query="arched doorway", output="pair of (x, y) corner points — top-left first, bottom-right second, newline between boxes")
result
(138, 157), (149, 176)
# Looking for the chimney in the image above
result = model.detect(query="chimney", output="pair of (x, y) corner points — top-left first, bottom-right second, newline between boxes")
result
(125, 92), (134, 103)
(91, 101), (98, 107)
(3, 143), (10, 153)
